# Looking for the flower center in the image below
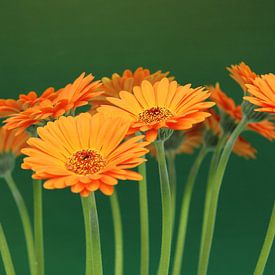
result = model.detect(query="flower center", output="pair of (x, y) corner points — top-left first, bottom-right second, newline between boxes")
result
(138, 106), (173, 124)
(65, 149), (106, 175)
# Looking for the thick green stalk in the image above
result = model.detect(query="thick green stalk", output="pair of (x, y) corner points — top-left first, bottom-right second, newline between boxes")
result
(110, 191), (123, 275)
(198, 117), (248, 275)
(254, 203), (275, 275)
(4, 173), (36, 275)
(138, 161), (150, 275)
(199, 135), (228, 261)
(0, 224), (16, 275)
(155, 141), (172, 275)
(172, 146), (208, 275)
(81, 196), (93, 275)
(33, 180), (44, 275)
(166, 151), (177, 232)
(89, 193), (103, 275)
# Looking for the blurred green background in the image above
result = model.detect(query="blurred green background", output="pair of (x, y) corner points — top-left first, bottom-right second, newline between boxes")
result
(0, 0), (274, 274)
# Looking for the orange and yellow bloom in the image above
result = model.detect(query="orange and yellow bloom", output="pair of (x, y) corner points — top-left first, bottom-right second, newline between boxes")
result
(97, 78), (215, 142)
(244, 74), (275, 114)
(1, 73), (102, 134)
(90, 67), (172, 108)
(21, 113), (149, 197)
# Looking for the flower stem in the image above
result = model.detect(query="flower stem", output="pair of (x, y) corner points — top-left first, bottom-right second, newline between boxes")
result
(110, 191), (123, 275)
(155, 140), (172, 275)
(81, 196), (93, 275)
(172, 146), (208, 275)
(138, 161), (150, 275)
(199, 135), (228, 262)
(198, 117), (248, 275)
(0, 224), (16, 275)
(4, 173), (36, 275)
(166, 151), (177, 232)
(254, 203), (275, 275)
(90, 193), (103, 275)
(33, 180), (44, 275)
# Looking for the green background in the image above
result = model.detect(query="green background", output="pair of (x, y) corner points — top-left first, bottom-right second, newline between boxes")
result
(0, 0), (274, 274)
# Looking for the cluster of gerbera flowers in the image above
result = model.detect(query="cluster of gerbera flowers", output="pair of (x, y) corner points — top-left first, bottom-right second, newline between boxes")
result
(0, 63), (274, 275)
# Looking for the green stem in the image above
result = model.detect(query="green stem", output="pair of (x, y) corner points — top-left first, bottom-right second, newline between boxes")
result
(198, 117), (248, 275)
(172, 146), (208, 275)
(4, 173), (36, 275)
(254, 203), (275, 275)
(166, 151), (177, 232)
(155, 141), (172, 275)
(0, 224), (16, 275)
(138, 161), (150, 275)
(110, 191), (123, 275)
(88, 193), (103, 275)
(81, 196), (93, 275)
(33, 180), (44, 275)
(199, 135), (228, 262)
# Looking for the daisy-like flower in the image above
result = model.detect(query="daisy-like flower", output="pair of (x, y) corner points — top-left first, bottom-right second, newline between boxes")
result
(90, 67), (173, 108)
(209, 83), (275, 140)
(97, 78), (215, 142)
(227, 62), (257, 92)
(21, 113), (149, 197)
(244, 74), (275, 114)
(1, 73), (102, 134)
(205, 110), (257, 159)
(0, 127), (29, 176)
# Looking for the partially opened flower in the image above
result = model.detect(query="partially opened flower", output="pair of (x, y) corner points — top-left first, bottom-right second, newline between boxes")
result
(209, 83), (275, 140)
(90, 67), (173, 108)
(1, 73), (102, 134)
(21, 113), (149, 197)
(227, 62), (257, 92)
(0, 127), (29, 176)
(97, 78), (215, 142)
(244, 74), (275, 114)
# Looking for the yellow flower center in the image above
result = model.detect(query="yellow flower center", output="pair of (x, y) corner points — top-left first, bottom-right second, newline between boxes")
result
(65, 149), (106, 175)
(138, 106), (173, 124)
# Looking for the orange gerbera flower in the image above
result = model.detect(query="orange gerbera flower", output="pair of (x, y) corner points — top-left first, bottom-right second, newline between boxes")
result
(0, 127), (29, 156)
(227, 62), (257, 91)
(90, 67), (173, 108)
(21, 113), (149, 197)
(1, 73), (102, 134)
(209, 83), (275, 140)
(97, 78), (215, 142)
(205, 110), (256, 159)
(244, 74), (275, 114)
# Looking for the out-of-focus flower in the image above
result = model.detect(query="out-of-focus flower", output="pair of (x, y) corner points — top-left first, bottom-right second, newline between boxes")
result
(97, 78), (215, 142)
(227, 62), (257, 92)
(1, 73), (102, 134)
(21, 113), (149, 197)
(0, 127), (29, 176)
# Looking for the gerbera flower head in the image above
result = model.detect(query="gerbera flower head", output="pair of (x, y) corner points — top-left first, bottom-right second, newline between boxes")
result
(209, 83), (275, 140)
(0, 127), (29, 176)
(244, 74), (275, 114)
(97, 78), (215, 142)
(90, 67), (173, 109)
(1, 73), (102, 135)
(227, 62), (257, 92)
(21, 113), (149, 197)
